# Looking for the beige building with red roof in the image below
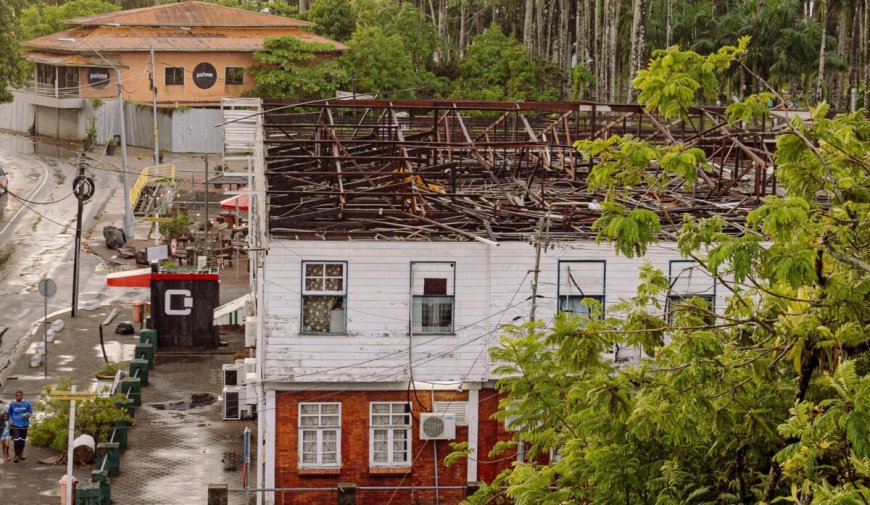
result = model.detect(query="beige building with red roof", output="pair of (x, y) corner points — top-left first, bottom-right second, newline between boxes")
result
(15, 1), (345, 143)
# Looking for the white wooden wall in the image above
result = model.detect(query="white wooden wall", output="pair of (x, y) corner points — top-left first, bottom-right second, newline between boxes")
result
(262, 240), (720, 384)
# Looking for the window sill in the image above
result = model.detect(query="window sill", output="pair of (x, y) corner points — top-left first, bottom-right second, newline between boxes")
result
(369, 466), (411, 475)
(298, 467), (342, 476)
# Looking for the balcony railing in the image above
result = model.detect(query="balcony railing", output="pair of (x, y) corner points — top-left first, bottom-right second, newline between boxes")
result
(18, 81), (83, 99)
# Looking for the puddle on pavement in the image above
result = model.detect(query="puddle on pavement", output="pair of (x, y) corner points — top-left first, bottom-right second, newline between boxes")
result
(151, 392), (217, 411)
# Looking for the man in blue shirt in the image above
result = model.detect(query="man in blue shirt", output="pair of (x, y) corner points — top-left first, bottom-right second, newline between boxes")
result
(8, 390), (32, 463)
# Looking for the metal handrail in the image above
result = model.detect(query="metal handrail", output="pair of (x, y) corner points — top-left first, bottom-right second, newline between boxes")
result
(129, 164), (175, 209)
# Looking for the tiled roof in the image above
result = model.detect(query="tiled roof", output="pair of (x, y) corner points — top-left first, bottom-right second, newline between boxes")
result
(24, 25), (347, 54)
(23, 50), (126, 68)
(66, 1), (312, 28)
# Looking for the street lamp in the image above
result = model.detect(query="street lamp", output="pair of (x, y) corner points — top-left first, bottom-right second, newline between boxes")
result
(108, 23), (160, 166)
(59, 36), (134, 239)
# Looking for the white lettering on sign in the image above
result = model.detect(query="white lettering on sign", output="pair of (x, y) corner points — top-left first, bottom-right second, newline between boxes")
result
(196, 72), (213, 78)
(165, 289), (193, 316)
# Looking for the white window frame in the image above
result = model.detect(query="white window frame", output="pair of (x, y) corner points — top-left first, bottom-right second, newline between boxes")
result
(557, 260), (606, 318)
(301, 261), (347, 335)
(410, 262), (455, 335)
(298, 402), (341, 468)
(667, 260), (716, 324)
(369, 402), (412, 467)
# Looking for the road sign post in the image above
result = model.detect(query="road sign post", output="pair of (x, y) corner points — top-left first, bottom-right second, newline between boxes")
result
(38, 278), (57, 378)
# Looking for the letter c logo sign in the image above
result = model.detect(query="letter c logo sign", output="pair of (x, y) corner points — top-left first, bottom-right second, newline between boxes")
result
(165, 289), (193, 316)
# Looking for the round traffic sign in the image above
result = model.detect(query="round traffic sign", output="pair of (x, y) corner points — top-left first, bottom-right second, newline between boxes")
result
(38, 278), (57, 298)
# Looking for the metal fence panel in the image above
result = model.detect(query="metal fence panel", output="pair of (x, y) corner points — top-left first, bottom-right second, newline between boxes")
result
(0, 100), (35, 133)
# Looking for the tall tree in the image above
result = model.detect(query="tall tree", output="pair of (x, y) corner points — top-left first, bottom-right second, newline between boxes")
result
(340, 26), (422, 97)
(458, 38), (870, 504)
(20, 0), (120, 41)
(0, 0), (27, 104)
(451, 23), (563, 100)
(249, 37), (347, 99)
(303, 0), (356, 41)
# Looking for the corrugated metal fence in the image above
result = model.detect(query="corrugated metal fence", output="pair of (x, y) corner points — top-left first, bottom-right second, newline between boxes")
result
(1, 99), (224, 154)
(0, 100), (36, 133)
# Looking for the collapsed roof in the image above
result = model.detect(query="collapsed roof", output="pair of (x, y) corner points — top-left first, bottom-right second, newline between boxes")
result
(263, 99), (779, 242)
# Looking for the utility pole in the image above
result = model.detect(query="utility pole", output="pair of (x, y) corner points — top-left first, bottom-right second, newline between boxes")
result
(71, 156), (94, 317)
(116, 67), (134, 239)
(204, 155), (209, 265)
(149, 44), (160, 165)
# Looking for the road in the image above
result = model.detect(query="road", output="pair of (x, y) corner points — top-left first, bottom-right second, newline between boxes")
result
(0, 133), (125, 381)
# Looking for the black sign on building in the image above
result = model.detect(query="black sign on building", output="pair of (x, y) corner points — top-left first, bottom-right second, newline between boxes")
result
(192, 62), (217, 89)
(88, 68), (110, 89)
(150, 273), (220, 348)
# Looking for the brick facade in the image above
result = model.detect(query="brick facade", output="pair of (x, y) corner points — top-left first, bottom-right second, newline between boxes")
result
(274, 388), (515, 505)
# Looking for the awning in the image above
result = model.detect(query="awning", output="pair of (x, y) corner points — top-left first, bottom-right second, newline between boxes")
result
(106, 268), (152, 288)
(214, 294), (250, 325)
(220, 193), (249, 212)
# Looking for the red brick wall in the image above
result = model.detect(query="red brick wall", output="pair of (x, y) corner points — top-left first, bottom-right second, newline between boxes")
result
(274, 388), (515, 505)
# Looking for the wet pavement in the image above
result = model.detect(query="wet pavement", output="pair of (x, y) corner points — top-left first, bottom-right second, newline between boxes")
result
(0, 137), (256, 504)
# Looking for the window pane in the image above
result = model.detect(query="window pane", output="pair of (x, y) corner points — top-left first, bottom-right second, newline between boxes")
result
(392, 431), (409, 462)
(324, 278), (343, 291)
(303, 296), (336, 333)
(325, 264), (343, 276)
(372, 404), (390, 414)
(321, 404), (339, 415)
(413, 296), (453, 332)
(305, 263), (323, 277)
(300, 404), (319, 415)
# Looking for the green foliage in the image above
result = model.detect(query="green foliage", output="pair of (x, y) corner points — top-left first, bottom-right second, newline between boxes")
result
(633, 36), (750, 118)
(95, 361), (124, 376)
(353, 0), (439, 71)
(471, 41), (870, 505)
(249, 36), (347, 99)
(211, 0), (299, 17)
(451, 24), (562, 102)
(20, 0), (120, 41)
(29, 377), (134, 451)
(0, 0), (27, 103)
(160, 213), (189, 241)
(570, 64), (595, 100)
(340, 26), (420, 98)
(302, 0), (355, 41)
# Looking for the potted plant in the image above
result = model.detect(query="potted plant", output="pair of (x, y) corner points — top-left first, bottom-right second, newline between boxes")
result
(83, 116), (97, 152)
(95, 360), (125, 380)
(105, 138), (117, 155)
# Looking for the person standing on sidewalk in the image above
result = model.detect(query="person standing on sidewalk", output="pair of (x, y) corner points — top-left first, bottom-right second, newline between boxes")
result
(7, 390), (32, 463)
(0, 411), (10, 462)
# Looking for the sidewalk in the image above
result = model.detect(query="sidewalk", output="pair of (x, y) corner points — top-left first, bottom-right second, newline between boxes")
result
(0, 146), (256, 504)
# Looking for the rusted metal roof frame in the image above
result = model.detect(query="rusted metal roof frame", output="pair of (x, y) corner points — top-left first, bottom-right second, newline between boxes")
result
(263, 100), (777, 242)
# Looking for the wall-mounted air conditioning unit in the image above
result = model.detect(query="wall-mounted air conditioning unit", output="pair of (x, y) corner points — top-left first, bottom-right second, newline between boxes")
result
(239, 402), (255, 420)
(222, 386), (246, 420)
(245, 316), (257, 347)
(222, 364), (244, 387)
(420, 413), (456, 440)
(244, 373), (257, 404)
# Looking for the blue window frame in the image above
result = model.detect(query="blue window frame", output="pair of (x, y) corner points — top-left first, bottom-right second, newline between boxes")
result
(557, 260), (606, 318)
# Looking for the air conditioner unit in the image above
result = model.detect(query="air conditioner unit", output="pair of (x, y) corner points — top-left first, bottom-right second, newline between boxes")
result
(223, 386), (246, 420)
(245, 316), (257, 347)
(243, 357), (256, 375)
(239, 402), (255, 420)
(244, 373), (257, 404)
(420, 413), (456, 440)
(222, 364), (244, 387)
